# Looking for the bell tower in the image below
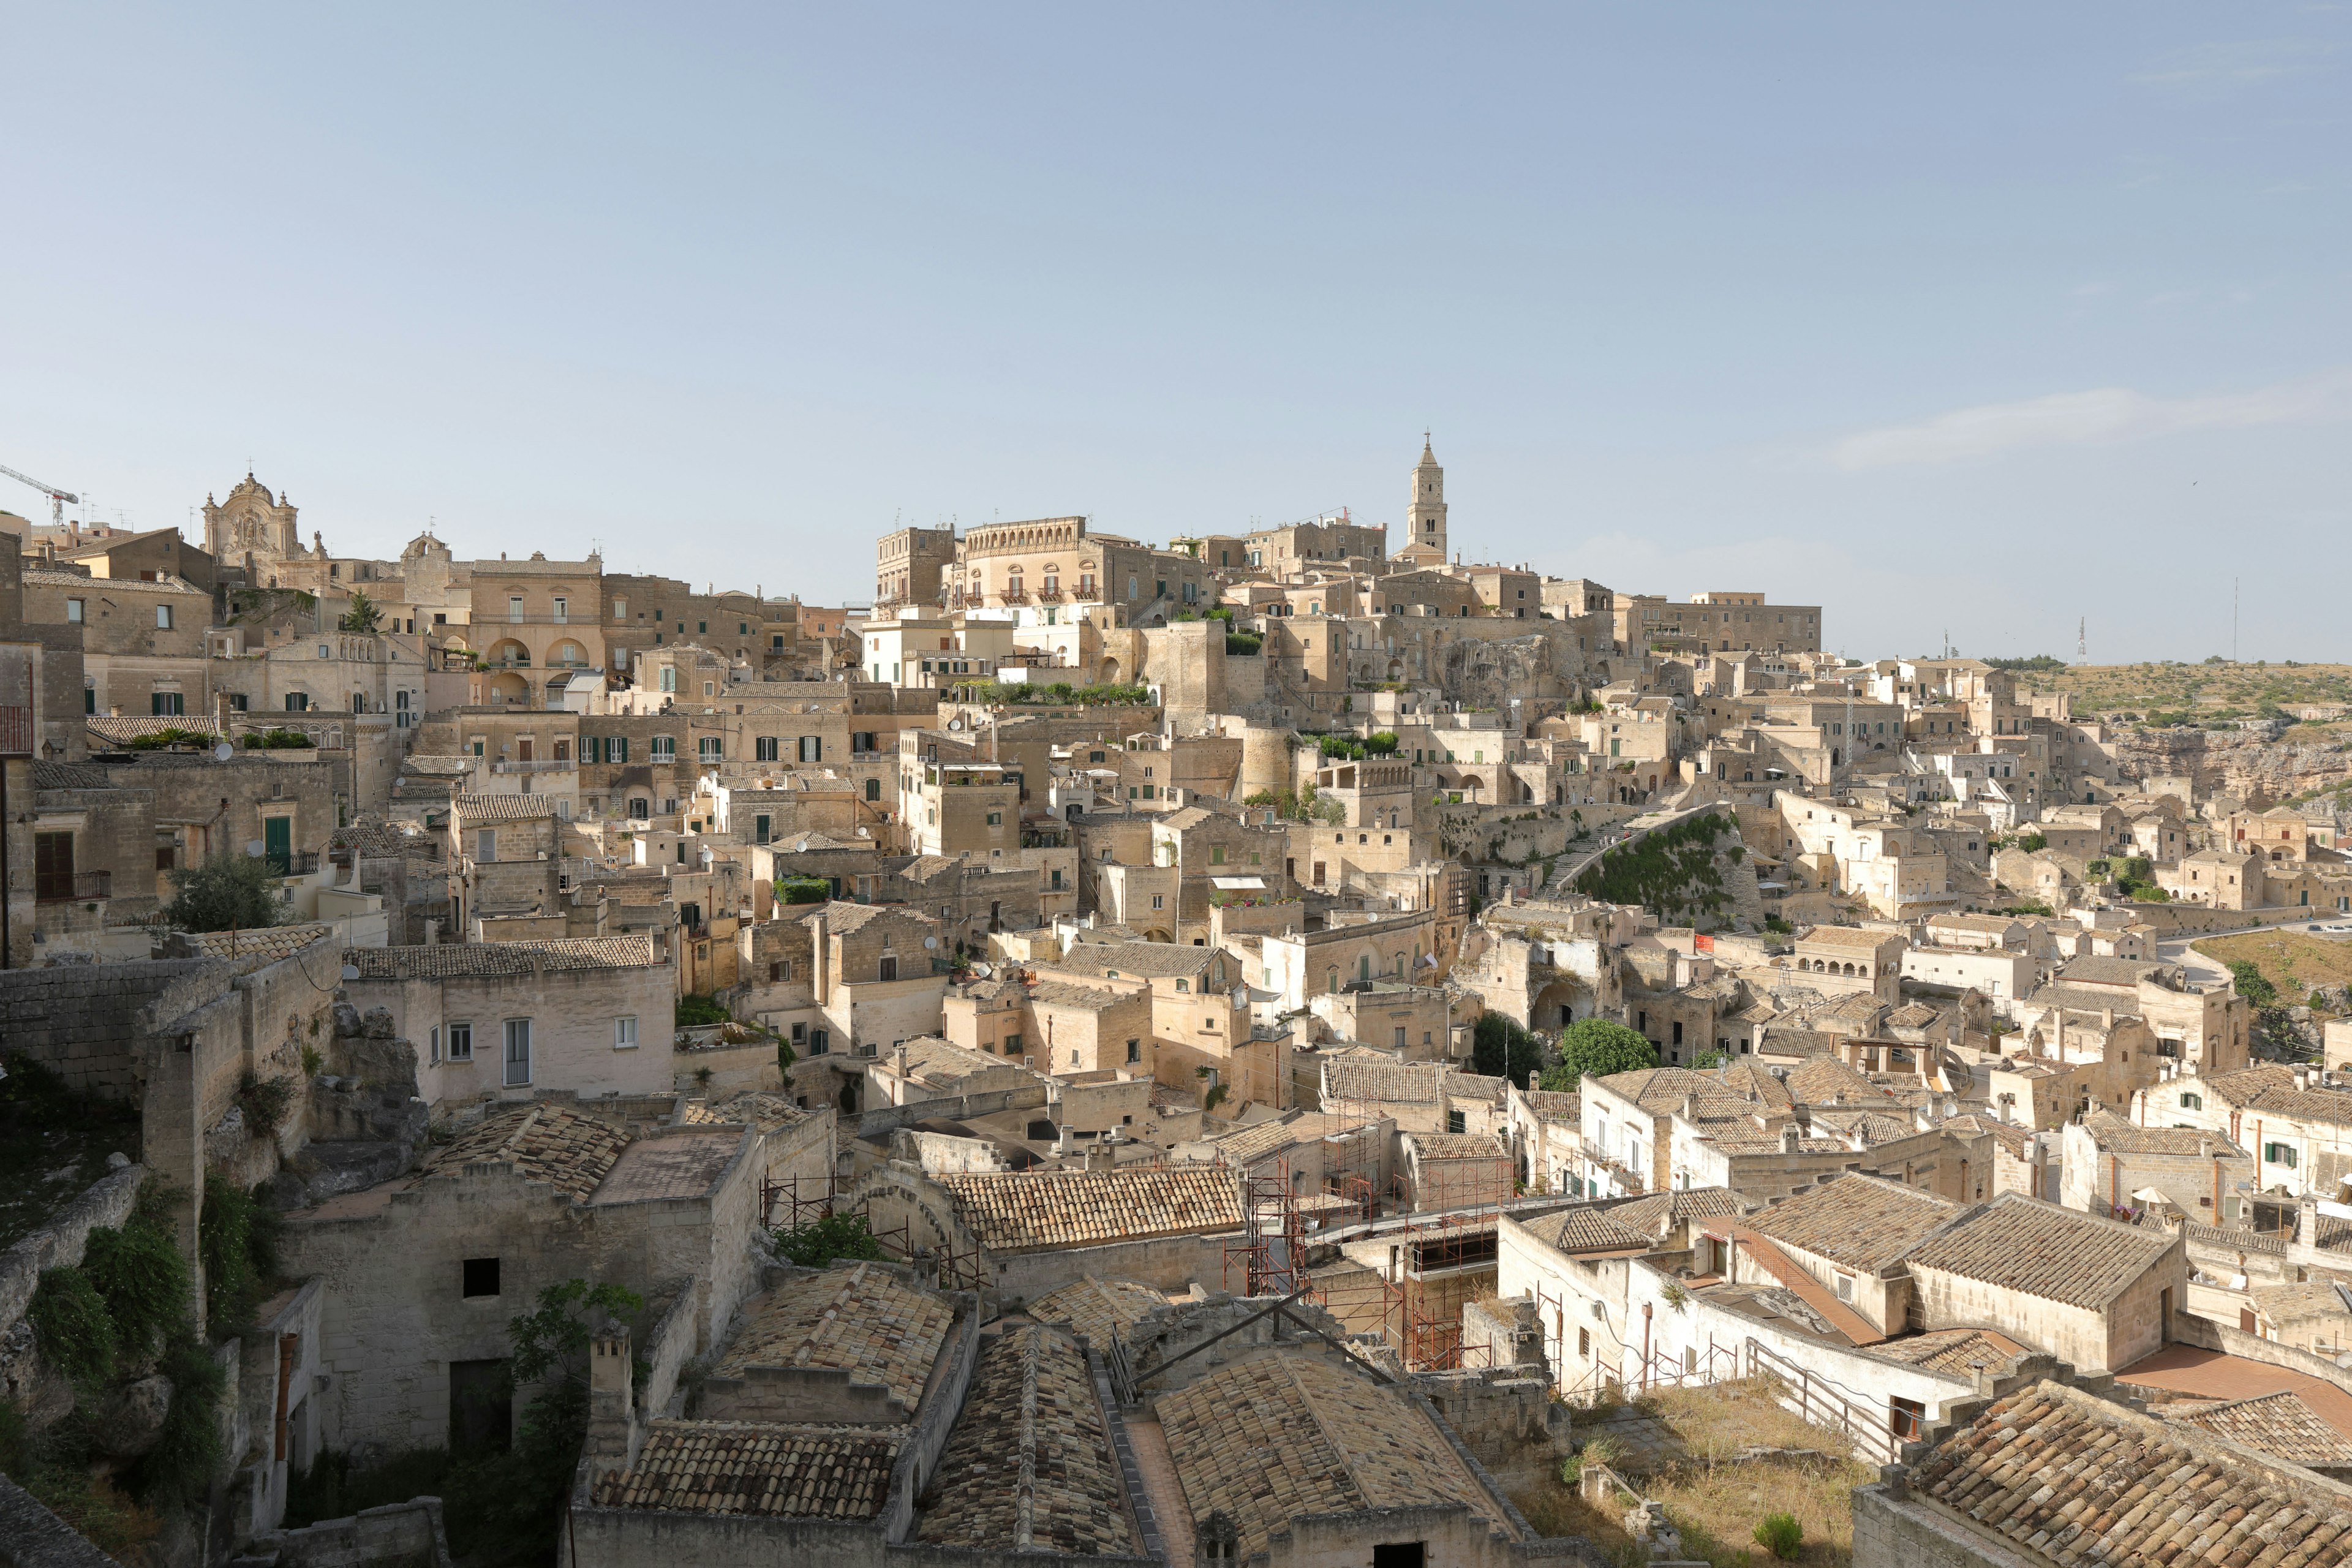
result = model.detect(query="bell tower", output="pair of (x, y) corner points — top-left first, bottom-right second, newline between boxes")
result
(1406, 434), (1447, 560)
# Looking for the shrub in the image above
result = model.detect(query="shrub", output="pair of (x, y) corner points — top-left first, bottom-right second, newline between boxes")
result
(774, 1213), (884, 1268)
(776, 875), (831, 905)
(159, 851), (291, 932)
(1224, 631), (1262, 656)
(676, 993), (730, 1028)
(81, 1211), (191, 1363)
(1755, 1512), (1803, 1559)
(238, 1070), (296, 1139)
(2229, 960), (2278, 1008)
(2019, 831), (2048, 854)
(28, 1266), (115, 1386)
(135, 1329), (225, 1506)
(202, 1180), (282, 1332)
(243, 728), (316, 749)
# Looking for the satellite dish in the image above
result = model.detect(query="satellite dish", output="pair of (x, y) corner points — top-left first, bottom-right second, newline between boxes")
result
(340, 964), (361, 981)
(245, 840), (266, 858)
(213, 741), (235, 762)
(947, 718), (963, 731)
(970, 961), (993, 979)
(923, 937), (938, 950)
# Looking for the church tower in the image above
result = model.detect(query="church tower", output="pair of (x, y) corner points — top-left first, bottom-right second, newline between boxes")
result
(1404, 434), (1448, 562)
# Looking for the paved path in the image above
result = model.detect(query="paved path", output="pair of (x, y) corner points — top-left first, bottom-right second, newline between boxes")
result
(2115, 1344), (2352, 1444)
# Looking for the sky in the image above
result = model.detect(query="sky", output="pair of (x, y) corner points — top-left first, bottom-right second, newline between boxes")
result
(3, 3), (2346, 663)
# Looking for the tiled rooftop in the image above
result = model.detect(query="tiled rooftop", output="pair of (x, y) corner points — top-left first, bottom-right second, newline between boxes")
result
(187, 924), (336, 963)
(1868, 1326), (2029, 1378)
(2166, 1390), (2352, 1469)
(680, 1091), (810, 1134)
(935, 1167), (1246, 1253)
(1904, 1194), (2176, 1310)
(715, 1264), (955, 1414)
(1747, 1175), (1962, 1273)
(1533, 1207), (1655, 1255)
(592, 1420), (900, 1518)
(1521, 1089), (1581, 1122)
(1322, 1059), (1445, 1106)
(451, 792), (565, 821)
(347, 936), (660, 979)
(912, 1325), (1136, 1555)
(1158, 1353), (1505, 1562)
(1408, 1132), (1509, 1163)
(1796, 925), (1899, 949)
(1910, 1381), (2352, 1565)
(424, 1104), (631, 1200)
(2204, 1065), (2352, 1127)
(1607, 1186), (1748, 1234)
(2078, 1108), (2241, 1157)
(1027, 1276), (1169, 1350)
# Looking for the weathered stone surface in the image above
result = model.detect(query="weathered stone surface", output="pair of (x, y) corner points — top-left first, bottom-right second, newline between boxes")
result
(87, 1373), (173, 1459)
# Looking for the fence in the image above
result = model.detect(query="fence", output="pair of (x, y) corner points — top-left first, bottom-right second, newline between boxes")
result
(1550, 1330), (1901, 1466)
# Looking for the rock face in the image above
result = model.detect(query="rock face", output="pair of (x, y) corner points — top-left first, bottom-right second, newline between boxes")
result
(87, 1373), (173, 1459)
(1439, 633), (1585, 709)
(2109, 728), (2352, 803)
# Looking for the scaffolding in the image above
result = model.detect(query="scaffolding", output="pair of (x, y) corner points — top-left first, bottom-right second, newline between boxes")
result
(1223, 1157), (1308, 1298)
(1320, 1115), (1385, 1228)
(1301, 1214), (1500, 1373)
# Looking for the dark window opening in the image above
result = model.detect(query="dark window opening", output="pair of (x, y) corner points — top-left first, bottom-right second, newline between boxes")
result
(462, 1257), (502, 1297)
(1373, 1545), (1427, 1568)
(448, 1357), (513, 1453)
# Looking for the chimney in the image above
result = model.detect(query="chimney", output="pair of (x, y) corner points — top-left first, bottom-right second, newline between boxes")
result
(810, 911), (829, 1004)
(2101, 1007), (2114, 1030)
(1681, 1093), (1700, 1121)
(894, 1042), (910, 1079)
(1780, 1124), (1800, 1154)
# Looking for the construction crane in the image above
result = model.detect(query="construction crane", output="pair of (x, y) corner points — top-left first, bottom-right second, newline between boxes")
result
(1, 464), (78, 528)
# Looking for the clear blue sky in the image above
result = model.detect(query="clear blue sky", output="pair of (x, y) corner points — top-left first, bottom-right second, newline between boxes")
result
(5, 4), (2345, 662)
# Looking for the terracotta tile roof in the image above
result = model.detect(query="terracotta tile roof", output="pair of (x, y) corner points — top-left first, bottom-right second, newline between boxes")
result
(2166, 1390), (2352, 1469)
(1028, 979), (1129, 1012)
(2204, 1065), (2352, 1127)
(2059, 956), (2165, 987)
(716, 1264), (954, 1412)
(590, 1129), (743, 1204)
(2249, 1278), (2352, 1327)
(912, 1325), (1137, 1555)
(1447, 1071), (1509, 1106)
(1941, 1113), (2034, 1158)
(187, 924), (336, 963)
(1407, 1133), (1509, 1163)
(1609, 1187), (1749, 1233)
(331, 817), (438, 859)
(1710, 1061), (1797, 1111)
(87, 715), (222, 743)
(1047, 943), (1215, 979)
(424, 1104), (631, 1200)
(1868, 1326), (2029, 1377)
(1027, 1276), (1170, 1349)
(2078, 1108), (2244, 1158)
(1797, 925), (1901, 950)
(1747, 1175), (1962, 1273)
(1531, 1207), (1654, 1255)
(1158, 1353), (1506, 1560)
(1520, 1090), (1581, 1123)
(1786, 1059), (1898, 1107)
(592, 1419), (900, 1517)
(1589, 1066), (1758, 1117)
(1911, 1381), (2352, 1563)
(1322, 1059), (1446, 1106)
(684, 1091), (809, 1134)
(1807, 1107), (1926, 1147)
(451, 792), (564, 821)
(935, 1167), (1245, 1253)
(347, 936), (660, 979)
(1904, 1194), (2176, 1310)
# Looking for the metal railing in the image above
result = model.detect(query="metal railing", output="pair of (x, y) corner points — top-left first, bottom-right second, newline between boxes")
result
(35, 869), (111, 902)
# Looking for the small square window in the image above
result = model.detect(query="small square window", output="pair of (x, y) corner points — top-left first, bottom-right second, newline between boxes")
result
(615, 1016), (638, 1049)
(462, 1257), (501, 1298)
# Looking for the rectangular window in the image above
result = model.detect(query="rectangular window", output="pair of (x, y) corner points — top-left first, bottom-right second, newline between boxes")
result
(1447, 1108), (1467, 1134)
(156, 604), (173, 630)
(809, 1028), (830, 1055)
(612, 598), (626, 620)
(651, 736), (675, 760)
(66, 597), (85, 623)
(476, 828), (496, 862)
(1126, 1038), (1141, 1064)
(754, 814), (771, 843)
(447, 1022), (473, 1061)
(429, 1025), (442, 1065)
(755, 736), (779, 762)
(609, 737), (628, 763)
(461, 1257), (501, 1298)
(151, 691), (184, 715)
(614, 1016), (638, 1050)
(503, 1019), (532, 1086)
(552, 596), (568, 623)
(698, 737), (723, 763)
(798, 736), (821, 762)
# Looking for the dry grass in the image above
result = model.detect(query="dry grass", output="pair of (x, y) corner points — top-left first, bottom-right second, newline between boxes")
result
(1511, 1381), (1875, 1568)
(2032, 661), (2352, 725)
(2193, 931), (2352, 1008)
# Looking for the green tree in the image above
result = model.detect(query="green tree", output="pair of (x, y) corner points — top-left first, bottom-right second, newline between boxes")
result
(2018, 831), (2048, 853)
(1471, 1014), (1545, 1088)
(337, 589), (383, 633)
(2228, 960), (2278, 1008)
(776, 875), (831, 905)
(1538, 1018), (1658, 1091)
(158, 850), (290, 933)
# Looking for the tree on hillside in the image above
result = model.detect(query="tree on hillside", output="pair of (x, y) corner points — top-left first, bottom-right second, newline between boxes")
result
(159, 851), (289, 933)
(1537, 1018), (1657, 1091)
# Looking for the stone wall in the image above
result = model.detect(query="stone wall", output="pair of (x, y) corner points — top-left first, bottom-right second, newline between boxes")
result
(0, 1473), (123, 1568)
(1852, 1481), (2036, 1568)
(247, 1497), (455, 1568)
(0, 1164), (145, 1410)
